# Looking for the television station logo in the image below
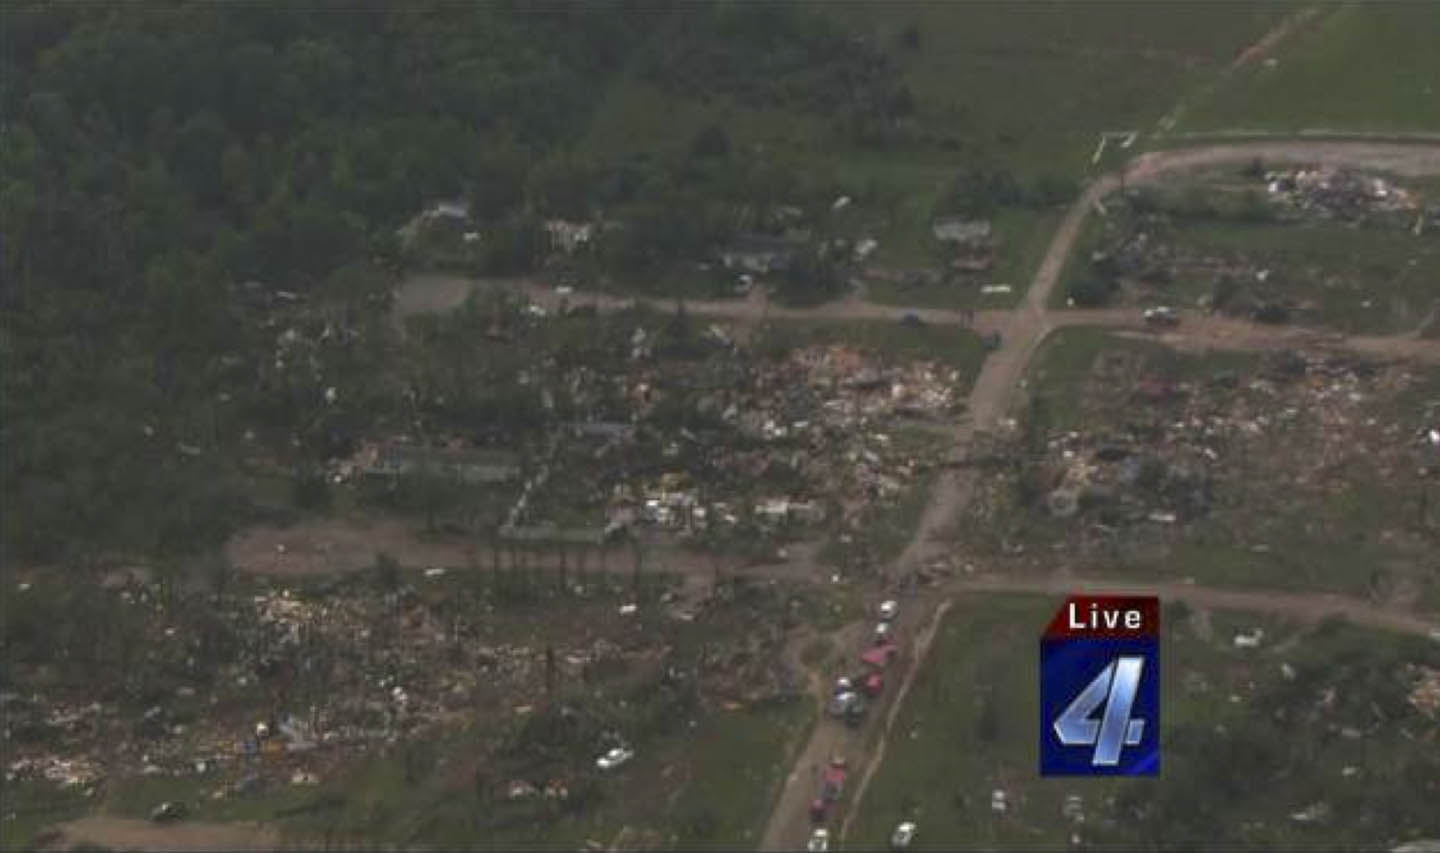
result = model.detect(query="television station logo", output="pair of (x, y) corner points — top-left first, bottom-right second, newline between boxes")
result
(1039, 594), (1160, 776)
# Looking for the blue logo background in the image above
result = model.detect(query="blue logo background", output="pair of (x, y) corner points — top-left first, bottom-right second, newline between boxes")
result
(1040, 636), (1160, 776)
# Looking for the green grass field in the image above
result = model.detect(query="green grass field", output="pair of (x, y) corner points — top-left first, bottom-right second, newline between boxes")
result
(849, 594), (1440, 849)
(832, 2), (1292, 177)
(1182, 4), (1440, 133)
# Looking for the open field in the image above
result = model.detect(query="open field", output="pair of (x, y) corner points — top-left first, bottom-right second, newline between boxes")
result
(1181, 4), (1440, 134)
(832, 2), (1292, 178)
(849, 593), (1440, 849)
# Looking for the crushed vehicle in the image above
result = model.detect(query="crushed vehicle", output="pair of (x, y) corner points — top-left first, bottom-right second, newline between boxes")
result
(595, 746), (634, 770)
(1143, 306), (1180, 327)
(891, 821), (918, 850)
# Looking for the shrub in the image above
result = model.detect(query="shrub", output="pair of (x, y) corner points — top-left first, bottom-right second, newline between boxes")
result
(1068, 276), (1117, 307)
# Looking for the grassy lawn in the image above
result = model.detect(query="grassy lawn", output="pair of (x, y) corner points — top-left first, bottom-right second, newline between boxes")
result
(0, 782), (92, 851)
(849, 593), (1440, 849)
(1025, 327), (1254, 430)
(1153, 219), (1440, 335)
(865, 208), (1062, 311)
(1182, 4), (1440, 133)
(1050, 213), (1110, 310)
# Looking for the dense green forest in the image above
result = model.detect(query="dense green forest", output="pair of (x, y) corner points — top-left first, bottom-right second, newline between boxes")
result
(0, 2), (920, 565)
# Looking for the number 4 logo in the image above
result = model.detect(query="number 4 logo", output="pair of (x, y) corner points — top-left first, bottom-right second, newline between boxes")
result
(1052, 656), (1147, 767)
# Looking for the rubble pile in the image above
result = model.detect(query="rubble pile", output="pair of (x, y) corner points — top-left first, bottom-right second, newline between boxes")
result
(1027, 350), (1433, 529)
(1409, 666), (1440, 720)
(2, 579), (690, 798)
(5, 754), (105, 789)
(600, 342), (956, 539)
(1263, 167), (1418, 221)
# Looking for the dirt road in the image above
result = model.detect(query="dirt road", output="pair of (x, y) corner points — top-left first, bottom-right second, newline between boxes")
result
(48, 817), (286, 852)
(224, 515), (822, 586)
(836, 598), (953, 843)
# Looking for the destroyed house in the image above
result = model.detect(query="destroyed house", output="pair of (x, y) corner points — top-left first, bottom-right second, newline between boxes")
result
(364, 444), (521, 485)
(719, 235), (799, 274)
(931, 217), (992, 246)
(545, 220), (594, 254)
(423, 198), (471, 221)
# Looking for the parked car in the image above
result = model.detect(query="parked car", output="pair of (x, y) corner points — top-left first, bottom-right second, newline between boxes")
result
(828, 691), (859, 717)
(808, 827), (830, 852)
(891, 820), (917, 850)
(844, 696), (869, 727)
(900, 312), (925, 327)
(873, 622), (893, 644)
(809, 798), (829, 824)
(834, 676), (853, 695)
(878, 599), (899, 621)
(595, 746), (634, 770)
(1143, 306), (1179, 327)
(862, 671), (885, 697)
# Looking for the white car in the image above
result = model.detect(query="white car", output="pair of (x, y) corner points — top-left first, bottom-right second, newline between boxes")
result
(1143, 306), (1179, 327)
(595, 747), (633, 770)
(808, 827), (830, 852)
(891, 820), (917, 849)
(878, 600), (899, 621)
(873, 622), (893, 644)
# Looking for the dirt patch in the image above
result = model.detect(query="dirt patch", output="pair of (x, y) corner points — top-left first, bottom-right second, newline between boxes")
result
(48, 817), (287, 852)
(1189, 606), (1215, 641)
(225, 516), (482, 576)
